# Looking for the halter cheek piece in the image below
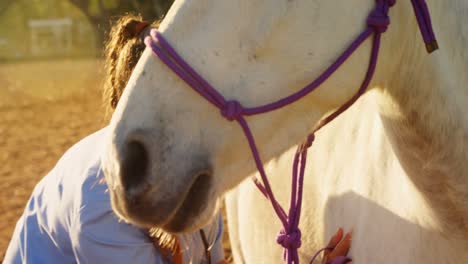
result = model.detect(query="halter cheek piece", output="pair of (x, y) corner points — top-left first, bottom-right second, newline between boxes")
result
(145, 0), (437, 263)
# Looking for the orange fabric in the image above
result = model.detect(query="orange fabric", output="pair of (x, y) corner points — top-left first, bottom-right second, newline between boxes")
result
(156, 236), (183, 264)
(153, 234), (229, 264)
(171, 238), (184, 264)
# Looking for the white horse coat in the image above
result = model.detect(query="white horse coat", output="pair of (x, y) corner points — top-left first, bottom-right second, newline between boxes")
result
(102, 0), (468, 263)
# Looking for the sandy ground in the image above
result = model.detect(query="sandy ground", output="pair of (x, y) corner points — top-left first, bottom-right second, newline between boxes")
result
(0, 59), (106, 261)
(0, 59), (231, 262)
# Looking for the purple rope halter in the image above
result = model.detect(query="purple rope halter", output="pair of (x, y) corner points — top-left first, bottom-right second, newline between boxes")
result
(144, 0), (437, 263)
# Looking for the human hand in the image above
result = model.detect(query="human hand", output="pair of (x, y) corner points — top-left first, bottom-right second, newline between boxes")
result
(322, 228), (353, 264)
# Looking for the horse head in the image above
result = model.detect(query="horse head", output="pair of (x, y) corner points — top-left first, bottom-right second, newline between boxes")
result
(102, 0), (403, 233)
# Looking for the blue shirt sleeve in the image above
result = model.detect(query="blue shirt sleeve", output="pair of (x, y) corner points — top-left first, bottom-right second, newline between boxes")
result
(69, 165), (168, 264)
(70, 198), (168, 264)
(4, 129), (225, 264)
(70, 199), (225, 264)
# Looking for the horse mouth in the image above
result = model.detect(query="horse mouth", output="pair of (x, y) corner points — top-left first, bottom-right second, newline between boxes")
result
(109, 170), (212, 233)
(162, 173), (212, 233)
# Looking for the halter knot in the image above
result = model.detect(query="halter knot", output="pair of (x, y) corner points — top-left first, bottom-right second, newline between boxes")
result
(367, 7), (390, 33)
(276, 229), (302, 249)
(221, 100), (243, 121)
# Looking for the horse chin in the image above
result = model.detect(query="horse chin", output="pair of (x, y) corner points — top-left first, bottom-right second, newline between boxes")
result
(109, 189), (170, 229)
(162, 202), (215, 234)
(109, 179), (217, 234)
(121, 199), (215, 234)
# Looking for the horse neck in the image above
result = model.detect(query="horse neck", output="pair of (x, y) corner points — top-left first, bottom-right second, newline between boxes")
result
(376, 0), (468, 231)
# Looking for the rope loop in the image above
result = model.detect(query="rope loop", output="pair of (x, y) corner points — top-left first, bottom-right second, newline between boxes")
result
(221, 100), (243, 121)
(304, 134), (315, 149)
(277, 228), (302, 249)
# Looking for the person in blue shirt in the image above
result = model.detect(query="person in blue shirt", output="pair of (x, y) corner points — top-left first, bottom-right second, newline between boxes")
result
(4, 15), (352, 264)
(4, 15), (226, 264)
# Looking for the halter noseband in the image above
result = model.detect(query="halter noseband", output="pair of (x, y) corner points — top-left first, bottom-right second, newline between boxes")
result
(144, 1), (437, 263)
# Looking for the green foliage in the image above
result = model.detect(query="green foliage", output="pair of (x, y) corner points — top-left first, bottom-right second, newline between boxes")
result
(102, 0), (119, 9)
(0, 0), (97, 60)
(0, 0), (175, 60)
(87, 0), (101, 16)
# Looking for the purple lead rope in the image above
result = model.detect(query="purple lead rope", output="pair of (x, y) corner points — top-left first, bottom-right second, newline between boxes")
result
(144, 0), (437, 263)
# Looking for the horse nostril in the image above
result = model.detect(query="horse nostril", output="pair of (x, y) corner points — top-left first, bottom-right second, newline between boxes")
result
(121, 140), (149, 191)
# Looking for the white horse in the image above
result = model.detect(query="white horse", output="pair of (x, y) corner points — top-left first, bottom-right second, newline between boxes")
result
(102, 0), (468, 263)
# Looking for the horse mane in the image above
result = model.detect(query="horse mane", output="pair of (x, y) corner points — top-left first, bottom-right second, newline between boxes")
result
(103, 14), (178, 256)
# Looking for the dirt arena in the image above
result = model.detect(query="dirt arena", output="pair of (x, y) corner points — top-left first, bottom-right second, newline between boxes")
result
(0, 59), (231, 262)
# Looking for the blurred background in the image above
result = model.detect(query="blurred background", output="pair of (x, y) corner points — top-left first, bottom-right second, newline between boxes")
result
(0, 1), (234, 262)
